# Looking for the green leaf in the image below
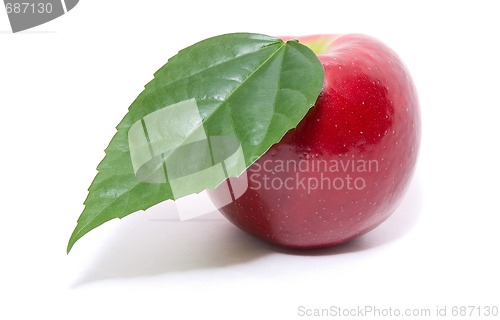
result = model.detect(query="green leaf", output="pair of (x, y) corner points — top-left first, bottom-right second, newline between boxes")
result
(67, 33), (324, 253)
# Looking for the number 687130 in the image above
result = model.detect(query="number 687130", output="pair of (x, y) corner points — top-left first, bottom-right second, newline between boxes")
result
(5, 2), (53, 14)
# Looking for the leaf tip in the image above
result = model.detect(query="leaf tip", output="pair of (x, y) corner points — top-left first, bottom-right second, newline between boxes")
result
(66, 233), (76, 254)
(66, 226), (84, 254)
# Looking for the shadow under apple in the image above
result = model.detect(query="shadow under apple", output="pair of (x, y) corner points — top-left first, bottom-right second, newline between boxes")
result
(70, 204), (269, 287)
(71, 177), (421, 286)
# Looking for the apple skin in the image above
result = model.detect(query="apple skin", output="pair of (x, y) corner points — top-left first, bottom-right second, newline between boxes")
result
(208, 34), (420, 249)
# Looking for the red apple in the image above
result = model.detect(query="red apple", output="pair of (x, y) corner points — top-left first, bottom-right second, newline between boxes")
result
(208, 34), (420, 249)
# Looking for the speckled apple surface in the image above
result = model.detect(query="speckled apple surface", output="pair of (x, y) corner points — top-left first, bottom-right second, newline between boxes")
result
(208, 34), (421, 249)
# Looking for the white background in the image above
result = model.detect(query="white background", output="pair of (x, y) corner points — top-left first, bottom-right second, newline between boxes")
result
(1, 1), (499, 319)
